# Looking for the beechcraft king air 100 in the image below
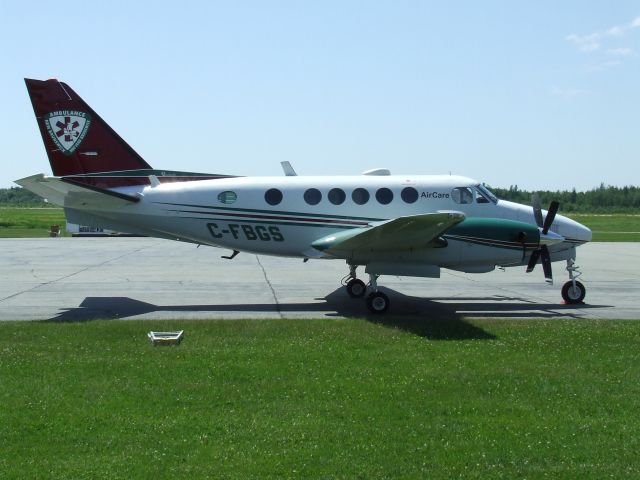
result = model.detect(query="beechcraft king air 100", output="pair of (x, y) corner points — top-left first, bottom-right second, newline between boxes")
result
(17, 78), (592, 313)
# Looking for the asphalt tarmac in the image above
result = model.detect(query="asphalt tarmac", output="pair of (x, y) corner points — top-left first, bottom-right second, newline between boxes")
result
(0, 238), (638, 321)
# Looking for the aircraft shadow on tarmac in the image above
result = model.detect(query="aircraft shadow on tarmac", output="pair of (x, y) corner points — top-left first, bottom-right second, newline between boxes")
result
(47, 287), (610, 340)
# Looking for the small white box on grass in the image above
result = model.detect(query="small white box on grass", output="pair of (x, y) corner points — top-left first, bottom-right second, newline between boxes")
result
(148, 330), (184, 345)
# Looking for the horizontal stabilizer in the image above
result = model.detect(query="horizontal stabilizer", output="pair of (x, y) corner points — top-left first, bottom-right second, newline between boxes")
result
(15, 174), (139, 209)
(311, 211), (465, 255)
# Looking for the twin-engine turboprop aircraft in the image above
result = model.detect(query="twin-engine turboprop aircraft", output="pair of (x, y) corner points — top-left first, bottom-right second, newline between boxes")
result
(17, 78), (592, 313)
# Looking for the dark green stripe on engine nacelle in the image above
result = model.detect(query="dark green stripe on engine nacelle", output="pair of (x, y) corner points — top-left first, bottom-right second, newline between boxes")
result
(447, 218), (540, 249)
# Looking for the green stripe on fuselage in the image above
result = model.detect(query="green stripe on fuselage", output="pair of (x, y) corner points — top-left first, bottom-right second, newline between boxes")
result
(178, 216), (360, 229)
(156, 202), (384, 222)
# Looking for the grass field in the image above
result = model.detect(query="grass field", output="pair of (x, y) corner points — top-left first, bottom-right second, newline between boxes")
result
(0, 207), (68, 237)
(567, 214), (640, 242)
(1, 207), (639, 241)
(1, 318), (640, 478)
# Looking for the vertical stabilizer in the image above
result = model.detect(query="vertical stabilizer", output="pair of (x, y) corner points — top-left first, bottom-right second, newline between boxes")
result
(24, 78), (152, 176)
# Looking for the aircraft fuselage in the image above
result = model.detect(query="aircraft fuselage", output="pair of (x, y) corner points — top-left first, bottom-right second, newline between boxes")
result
(64, 174), (591, 275)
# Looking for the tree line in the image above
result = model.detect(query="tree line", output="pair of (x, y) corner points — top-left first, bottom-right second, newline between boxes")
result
(0, 187), (56, 207)
(1, 184), (639, 213)
(489, 184), (640, 213)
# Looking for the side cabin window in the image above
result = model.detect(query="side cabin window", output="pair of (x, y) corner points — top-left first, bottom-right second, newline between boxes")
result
(376, 188), (393, 205)
(352, 188), (370, 205)
(401, 187), (418, 204)
(304, 188), (322, 205)
(265, 188), (283, 206)
(451, 187), (474, 204)
(328, 188), (346, 205)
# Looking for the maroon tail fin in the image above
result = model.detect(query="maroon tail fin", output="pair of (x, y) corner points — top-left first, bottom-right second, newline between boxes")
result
(24, 78), (152, 176)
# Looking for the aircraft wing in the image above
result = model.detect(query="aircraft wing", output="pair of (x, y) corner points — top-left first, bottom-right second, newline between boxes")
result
(311, 211), (465, 256)
(15, 174), (139, 209)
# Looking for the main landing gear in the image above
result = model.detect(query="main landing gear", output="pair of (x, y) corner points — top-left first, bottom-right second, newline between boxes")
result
(343, 266), (389, 314)
(345, 266), (367, 298)
(561, 259), (586, 304)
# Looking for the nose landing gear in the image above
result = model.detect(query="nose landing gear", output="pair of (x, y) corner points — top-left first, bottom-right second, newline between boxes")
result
(561, 259), (586, 304)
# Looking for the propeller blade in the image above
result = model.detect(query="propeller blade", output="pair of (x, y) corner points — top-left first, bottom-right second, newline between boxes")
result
(526, 249), (540, 273)
(532, 193), (543, 228)
(542, 201), (560, 234)
(541, 245), (553, 284)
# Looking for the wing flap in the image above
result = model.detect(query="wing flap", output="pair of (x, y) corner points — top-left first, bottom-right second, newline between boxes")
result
(312, 211), (465, 255)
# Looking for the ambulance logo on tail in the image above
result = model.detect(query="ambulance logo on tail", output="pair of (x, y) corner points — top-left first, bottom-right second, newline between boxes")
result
(44, 111), (92, 155)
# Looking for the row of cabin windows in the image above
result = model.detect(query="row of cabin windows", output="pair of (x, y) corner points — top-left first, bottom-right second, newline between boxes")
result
(217, 186), (495, 206)
(265, 187), (419, 206)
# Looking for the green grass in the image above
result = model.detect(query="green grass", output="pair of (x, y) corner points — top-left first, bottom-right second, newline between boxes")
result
(2, 318), (640, 478)
(0, 207), (68, 237)
(567, 214), (640, 242)
(1, 208), (639, 241)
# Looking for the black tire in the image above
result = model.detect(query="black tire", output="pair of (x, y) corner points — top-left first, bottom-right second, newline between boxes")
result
(346, 279), (366, 298)
(561, 280), (586, 304)
(366, 291), (390, 314)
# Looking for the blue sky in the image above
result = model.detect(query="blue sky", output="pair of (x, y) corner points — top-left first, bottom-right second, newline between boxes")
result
(1, 1), (638, 190)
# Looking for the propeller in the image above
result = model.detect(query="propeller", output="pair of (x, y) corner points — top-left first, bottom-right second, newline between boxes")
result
(526, 194), (562, 284)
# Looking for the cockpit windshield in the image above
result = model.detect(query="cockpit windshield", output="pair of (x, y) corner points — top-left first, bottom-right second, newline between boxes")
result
(474, 184), (498, 204)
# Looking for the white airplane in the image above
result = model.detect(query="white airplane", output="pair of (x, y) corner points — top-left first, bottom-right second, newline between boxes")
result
(17, 78), (592, 313)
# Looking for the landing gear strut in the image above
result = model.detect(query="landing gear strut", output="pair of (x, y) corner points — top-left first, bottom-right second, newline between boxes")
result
(344, 265), (366, 298)
(367, 273), (390, 313)
(365, 273), (390, 314)
(343, 266), (389, 313)
(561, 259), (586, 304)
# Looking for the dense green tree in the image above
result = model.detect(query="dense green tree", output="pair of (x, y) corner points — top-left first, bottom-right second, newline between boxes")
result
(490, 184), (640, 213)
(0, 187), (51, 207)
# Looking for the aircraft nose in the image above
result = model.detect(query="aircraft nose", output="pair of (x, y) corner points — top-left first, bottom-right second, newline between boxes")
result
(574, 221), (592, 244)
(555, 214), (592, 245)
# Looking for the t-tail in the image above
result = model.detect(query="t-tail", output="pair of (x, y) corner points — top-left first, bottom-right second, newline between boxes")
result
(24, 78), (231, 188)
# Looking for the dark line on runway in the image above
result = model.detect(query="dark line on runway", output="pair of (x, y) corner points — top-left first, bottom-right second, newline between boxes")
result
(255, 255), (282, 319)
(0, 246), (149, 303)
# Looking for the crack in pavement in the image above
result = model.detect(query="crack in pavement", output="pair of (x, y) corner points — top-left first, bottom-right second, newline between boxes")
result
(255, 255), (283, 319)
(0, 246), (150, 303)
